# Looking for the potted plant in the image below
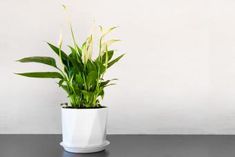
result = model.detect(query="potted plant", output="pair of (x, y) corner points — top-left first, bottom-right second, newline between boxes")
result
(16, 24), (124, 153)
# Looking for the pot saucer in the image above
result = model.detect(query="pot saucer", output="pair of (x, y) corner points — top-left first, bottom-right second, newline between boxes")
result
(60, 140), (110, 153)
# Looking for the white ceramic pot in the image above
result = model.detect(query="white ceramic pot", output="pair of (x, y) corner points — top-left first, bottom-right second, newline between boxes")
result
(60, 107), (109, 153)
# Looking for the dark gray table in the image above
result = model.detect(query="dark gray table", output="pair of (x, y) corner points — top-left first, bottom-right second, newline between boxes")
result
(1, 135), (235, 157)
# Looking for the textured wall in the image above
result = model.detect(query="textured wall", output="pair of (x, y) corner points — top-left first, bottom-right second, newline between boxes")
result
(1, 0), (235, 134)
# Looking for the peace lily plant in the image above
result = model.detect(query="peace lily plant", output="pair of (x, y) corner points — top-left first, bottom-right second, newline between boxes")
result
(17, 26), (123, 108)
(16, 24), (124, 153)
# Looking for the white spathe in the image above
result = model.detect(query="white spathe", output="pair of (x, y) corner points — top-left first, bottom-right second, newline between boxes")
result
(61, 107), (108, 151)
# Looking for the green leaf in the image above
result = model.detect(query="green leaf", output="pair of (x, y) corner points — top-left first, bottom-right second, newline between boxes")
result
(96, 60), (106, 75)
(16, 72), (63, 79)
(100, 80), (111, 87)
(105, 83), (116, 87)
(75, 74), (83, 84)
(47, 42), (72, 75)
(17, 56), (57, 68)
(47, 42), (68, 59)
(68, 45), (77, 54)
(99, 89), (104, 99)
(68, 45), (82, 56)
(87, 60), (96, 72)
(87, 71), (97, 86)
(81, 90), (93, 103)
(61, 85), (70, 93)
(108, 54), (125, 68)
(100, 79), (117, 87)
(68, 54), (82, 73)
(58, 79), (65, 86)
(102, 50), (114, 63)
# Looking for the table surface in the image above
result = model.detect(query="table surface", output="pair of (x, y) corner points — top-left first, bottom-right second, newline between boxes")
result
(1, 135), (235, 157)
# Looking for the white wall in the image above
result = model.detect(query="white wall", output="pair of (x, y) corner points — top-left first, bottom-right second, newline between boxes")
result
(1, 0), (235, 134)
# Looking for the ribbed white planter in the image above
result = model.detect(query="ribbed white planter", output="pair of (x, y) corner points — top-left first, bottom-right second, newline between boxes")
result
(60, 107), (109, 153)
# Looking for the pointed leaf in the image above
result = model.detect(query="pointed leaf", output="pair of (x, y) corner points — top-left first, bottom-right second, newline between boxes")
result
(102, 50), (114, 63)
(100, 79), (117, 87)
(68, 45), (82, 57)
(17, 56), (57, 67)
(16, 72), (63, 79)
(47, 42), (71, 73)
(108, 54), (125, 68)
(47, 42), (68, 59)
(100, 80), (111, 87)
